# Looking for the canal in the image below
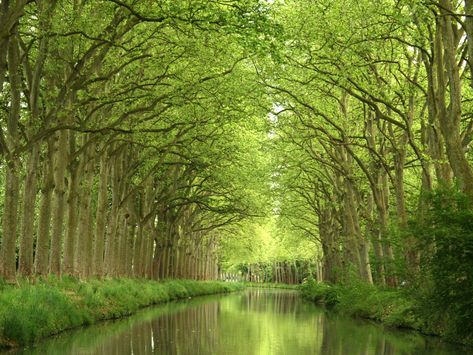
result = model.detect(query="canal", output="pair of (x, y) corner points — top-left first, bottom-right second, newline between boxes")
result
(6, 288), (466, 354)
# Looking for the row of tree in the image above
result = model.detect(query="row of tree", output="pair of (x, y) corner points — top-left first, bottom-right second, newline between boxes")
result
(270, 0), (473, 286)
(245, 261), (309, 284)
(6, 0), (471, 290)
(0, 0), (272, 282)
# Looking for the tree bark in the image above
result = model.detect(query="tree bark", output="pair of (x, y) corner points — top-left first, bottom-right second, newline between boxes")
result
(35, 138), (55, 276)
(436, 3), (473, 199)
(75, 140), (95, 279)
(63, 132), (79, 275)
(19, 143), (40, 276)
(134, 224), (144, 277)
(1, 27), (22, 281)
(49, 129), (69, 275)
(92, 152), (109, 277)
(104, 148), (121, 276)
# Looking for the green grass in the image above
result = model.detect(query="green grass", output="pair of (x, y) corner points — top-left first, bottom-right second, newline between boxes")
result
(299, 280), (422, 330)
(300, 281), (473, 346)
(0, 277), (244, 348)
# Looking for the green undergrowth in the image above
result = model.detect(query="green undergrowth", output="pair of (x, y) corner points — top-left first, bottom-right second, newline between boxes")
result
(244, 282), (299, 289)
(0, 277), (244, 348)
(298, 279), (473, 346)
(300, 280), (421, 330)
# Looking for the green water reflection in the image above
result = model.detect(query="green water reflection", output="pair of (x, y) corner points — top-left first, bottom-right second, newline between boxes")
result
(5, 288), (467, 355)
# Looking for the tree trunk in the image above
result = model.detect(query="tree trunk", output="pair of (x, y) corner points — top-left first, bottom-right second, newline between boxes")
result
(436, 4), (473, 198)
(378, 172), (397, 287)
(144, 229), (154, 278)
(49, 129), (69, 275)
(134, 224), (144, 277)
(1, 28), (22, 281)
(116, 216), (128, 277)
(63, 134), (79, 275)
(104, 149), (121, 276)
(338, 169), (364, 280)
(125, 219), (136, 277)
(1, 166), (19, 281)
(92, 153), (109, 277)
(18, 143), (40, 276)
(75, 142), (95, 279)
(35, 138), (55, 276)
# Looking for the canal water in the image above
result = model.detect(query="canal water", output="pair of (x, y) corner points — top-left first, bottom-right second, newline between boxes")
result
(5, 288), (467, 354)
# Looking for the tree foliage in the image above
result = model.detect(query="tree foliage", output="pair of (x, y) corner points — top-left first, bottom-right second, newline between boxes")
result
(1, 0), (473, 341)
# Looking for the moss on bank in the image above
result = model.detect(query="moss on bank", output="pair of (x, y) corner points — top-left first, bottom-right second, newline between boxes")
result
(0, 277), (244, 348)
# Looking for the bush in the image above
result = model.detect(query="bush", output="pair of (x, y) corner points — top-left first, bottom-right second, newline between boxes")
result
(414, 187), (473, 343)
(300, 280), (420, 330)
(300, 280), (340, 307)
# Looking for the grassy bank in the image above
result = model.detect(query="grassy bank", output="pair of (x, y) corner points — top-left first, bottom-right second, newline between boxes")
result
(0, 277), (244, 348)
(299, 280), (473, 347)
(300, 281), (420, 329)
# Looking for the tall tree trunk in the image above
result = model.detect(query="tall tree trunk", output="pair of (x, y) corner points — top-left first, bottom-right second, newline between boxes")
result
(134, 224), (144, 277)
(18, 143), (40, 276)
(336, 166), (363, 280)
(75, 141), (95, 279)
(124, 217), (136, 277)
(35, 138), (55, 276)
(144, 227), (154, 278)
(435, 4), (473, 198)
(368, 194), (386, 286)
(49, 129), (69, 275)
(116, 216), (128, 277)
(63, 134), (79, 275)
(92, 153), (109, 277)
(466, 0), (473, 90)
(19, 0), (54, 277)
(152, 235), (161, 280)
(378, 172), (397, 287)
(320, 207), (342, 284)
(1, 28), (22, 281)
(104, 148), (121, 276)
(1, 166), (19, 281)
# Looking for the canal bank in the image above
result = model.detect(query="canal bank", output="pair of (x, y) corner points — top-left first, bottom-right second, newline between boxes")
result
(5, 288), (465, 354)
(0, 278), (243, 349)
(300, 280), (473, 347)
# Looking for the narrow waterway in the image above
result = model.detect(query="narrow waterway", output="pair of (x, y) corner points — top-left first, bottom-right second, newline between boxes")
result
(6, 288), (467, 355)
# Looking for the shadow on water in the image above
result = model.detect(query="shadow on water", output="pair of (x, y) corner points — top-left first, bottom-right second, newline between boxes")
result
(4, 288), (468, 355)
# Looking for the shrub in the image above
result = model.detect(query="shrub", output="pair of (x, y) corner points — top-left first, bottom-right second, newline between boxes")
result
(414, 187), (473, 343)
(300, 280), (340, 307)
(300, 280), (420, 330)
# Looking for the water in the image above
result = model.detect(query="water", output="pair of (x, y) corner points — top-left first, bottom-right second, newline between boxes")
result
(5, 288), (468, 355)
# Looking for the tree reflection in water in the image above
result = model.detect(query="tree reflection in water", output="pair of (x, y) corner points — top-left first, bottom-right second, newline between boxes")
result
(8, 289), (465, 355)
